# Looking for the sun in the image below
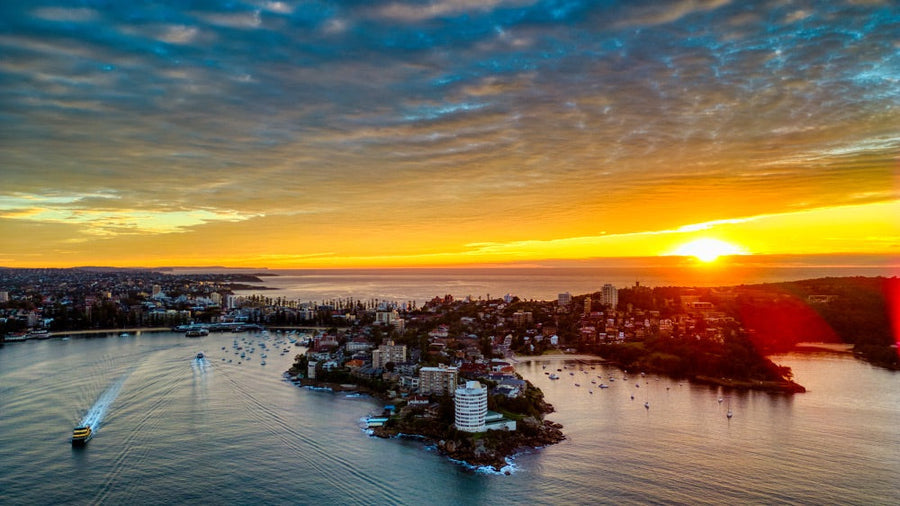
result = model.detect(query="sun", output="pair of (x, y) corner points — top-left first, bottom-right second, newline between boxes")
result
(672, 238), (747, 262)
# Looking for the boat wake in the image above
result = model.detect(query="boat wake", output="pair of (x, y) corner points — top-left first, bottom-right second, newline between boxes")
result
(79, 372), (130, 432)
(191, 356), (210, 375)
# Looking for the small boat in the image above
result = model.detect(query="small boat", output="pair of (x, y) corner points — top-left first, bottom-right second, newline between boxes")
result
(726, 409), (733, 419)
(644, 402), (650, 409)
(72, 426), (93, 446)
(549, 374), (559, 380)
(574, 383), (580, 387)
(196, 352), (204, 359)
(185, 328), (209, 337)
(599, 384), (608, 389)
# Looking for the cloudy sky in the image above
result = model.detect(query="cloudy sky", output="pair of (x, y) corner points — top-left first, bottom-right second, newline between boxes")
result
(1, 0), (898, 268)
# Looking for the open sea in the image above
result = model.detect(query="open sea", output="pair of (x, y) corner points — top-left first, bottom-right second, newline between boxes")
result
(1, 332), (898, 505)
(220, 255), (899, 303)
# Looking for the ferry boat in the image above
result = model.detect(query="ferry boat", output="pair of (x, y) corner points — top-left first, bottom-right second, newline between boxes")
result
(185, 328), (209, 337)
(28, 329), (51, 339)
(5, 332), (29, 342)
(71, 426), (93, 446)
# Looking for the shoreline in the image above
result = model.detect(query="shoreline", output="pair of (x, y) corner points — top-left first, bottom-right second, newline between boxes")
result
(48, 328), (171, 337)
(515, 352), (807, 394)
(284, 375), (564, 473)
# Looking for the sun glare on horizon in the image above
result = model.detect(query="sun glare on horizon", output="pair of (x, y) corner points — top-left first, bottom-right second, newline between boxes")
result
(671, 238), (747, 262)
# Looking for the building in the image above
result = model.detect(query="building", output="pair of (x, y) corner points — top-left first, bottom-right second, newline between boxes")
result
(584, 296), (592, 314)
(454, 381), (488, 432)
(601, 284), (618, 309)
(418, 365), (459, 396)
(484, 411), (516, 431)
(346, 338), (374, 353)
(372, 340), (407, 369)
(510, 310), (533, 327)
(558, 292), (571, 307)
(376, 310), (404, 331)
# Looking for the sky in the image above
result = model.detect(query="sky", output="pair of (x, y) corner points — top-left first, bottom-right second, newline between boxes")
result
(1, 0), (898, 268)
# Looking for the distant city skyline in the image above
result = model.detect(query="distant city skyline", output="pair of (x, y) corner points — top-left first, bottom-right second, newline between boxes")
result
(1, 1), (897, 268)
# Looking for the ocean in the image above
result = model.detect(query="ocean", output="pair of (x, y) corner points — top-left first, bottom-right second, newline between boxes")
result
(225, 255), (898, 304)
(1, 332), (898, 505)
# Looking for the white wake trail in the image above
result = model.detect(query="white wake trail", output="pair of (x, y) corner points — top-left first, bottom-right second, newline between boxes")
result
(79, 372), (129, 431)
(192, 357), (210, 374)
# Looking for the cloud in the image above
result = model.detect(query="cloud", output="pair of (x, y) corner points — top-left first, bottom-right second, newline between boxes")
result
(0, 192), (259, 235)
(373, 0), (537, 22)
(613, 0), (731, 28)
(1, 0), (897, 266)
(31, 7), (99, 23)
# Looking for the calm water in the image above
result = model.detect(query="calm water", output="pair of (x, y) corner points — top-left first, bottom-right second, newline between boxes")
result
(230, 261), (898, 303)
(1, 333), (898, 505)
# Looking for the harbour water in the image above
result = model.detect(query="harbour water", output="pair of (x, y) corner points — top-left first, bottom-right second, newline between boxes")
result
(1, 332), (898, 505)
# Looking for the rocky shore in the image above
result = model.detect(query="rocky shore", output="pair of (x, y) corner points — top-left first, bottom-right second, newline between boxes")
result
(286, 374), (565, 473)
(372, 417), (565, 473)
